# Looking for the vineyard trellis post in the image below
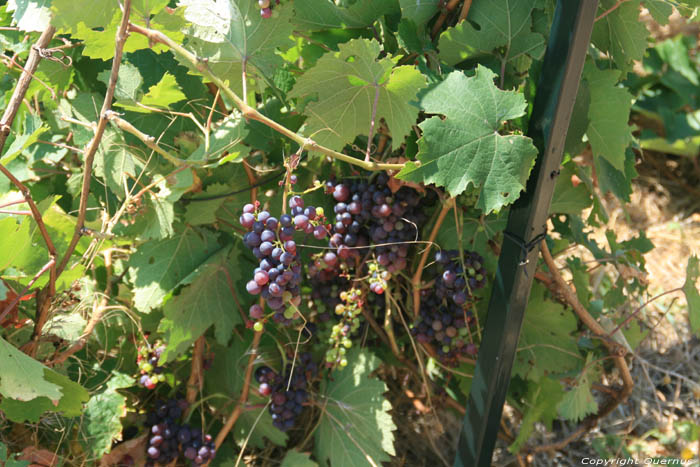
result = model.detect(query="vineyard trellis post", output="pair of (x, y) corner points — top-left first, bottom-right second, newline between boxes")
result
(454, 1), (599, 465)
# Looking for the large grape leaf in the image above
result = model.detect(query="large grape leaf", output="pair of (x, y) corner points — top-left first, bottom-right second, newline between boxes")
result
(158, 247), (242, 362)
(584, 64), (634, 171)
(127, 228), (222, 312)
(399, 0), (440, 26)
(204, 338), (289, 448)
(396, 66), (537, 213)
(189, 112), (248, 162)
(513, 284), (581, 381)
(293, 0), (398, 31)
(50, 0), (119, 32)
(281, 450), (317, 467)
(557, 353), (600, 422)
(509, 377), (564, 453)
(438, 0), (545, 67)
(549, 162), (592, 215)
(81, 373), (134, 458)
(684, 255), (700, 337)
(0, 337), (89, 421)
(591, 0), (648, 74)
(289, 38), (425, 152)
(314, 349), (396, 467)
(7, 0), (52, 32)
(181, 0), (294, 86)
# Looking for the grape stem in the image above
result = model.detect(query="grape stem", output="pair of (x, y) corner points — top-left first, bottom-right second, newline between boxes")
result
(411, 197), (454, 318)
(127, 23), (411, 173)
(533, 240), (634, 454)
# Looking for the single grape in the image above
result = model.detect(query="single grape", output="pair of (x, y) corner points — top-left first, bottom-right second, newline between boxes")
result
(249, 304), (264, 319)
(261, 6), (272, 18)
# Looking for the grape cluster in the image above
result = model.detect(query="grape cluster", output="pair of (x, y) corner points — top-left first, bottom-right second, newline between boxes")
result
(241, 198), (325, 326)
(434, 249), (487, 306)
(255, 352), (317, 432)
(325, 288), (363, 368)
(144, 399), (216, 466)
(258, 0), (278, 19)
(410, 292), (478, 367)
(325, 173), (428, 280)
(306, 262), (350, 322)
(137, 341), (166, 389)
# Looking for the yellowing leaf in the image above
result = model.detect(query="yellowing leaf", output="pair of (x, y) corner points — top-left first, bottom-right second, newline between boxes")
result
(141, 72), (186, 108)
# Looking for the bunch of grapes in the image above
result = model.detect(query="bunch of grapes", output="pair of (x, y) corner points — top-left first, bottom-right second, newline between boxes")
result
(258, 0), (279, 19)
(241, 200), (314, 326)
(255, 352), (317, 432)
(434, 249), (487, 306)
(326, 288), (363, 368)
(410, 292), (478, 367)
(306, 263), (350, 322)
(325, 173), (429, 279)
(137, 341), (167, 389)
(367, 260), (391, 295)
(144, 399), (216, 466)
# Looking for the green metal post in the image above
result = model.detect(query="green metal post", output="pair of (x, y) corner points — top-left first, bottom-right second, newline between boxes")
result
(454, 1), (599, 465)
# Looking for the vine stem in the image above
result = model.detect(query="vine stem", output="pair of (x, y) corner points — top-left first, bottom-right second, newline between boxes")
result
(458, 0), (473, 22)
(213, 330), (262, 451)
(608, 287), (684, 338)
(411, 197), (454, 318)
(127, 23), (409, 173)
(595, 0), (629, 22)
(186, 336), (206, 413)
(0, 26), (58, 301)
(431, 0), (461, 39)
(55, 0), (132, 278)
(533, 240), (634, 454)
(49, 249), (114, 366)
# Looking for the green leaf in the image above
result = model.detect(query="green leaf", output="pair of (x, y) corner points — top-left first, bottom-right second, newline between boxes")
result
(290, 38), (425, 152)
(509, 377), (564, 453)
(550, 161), (592, 214)
(400, 0), (439, 26)
(184, 184), (230, 225)
(281, 450), (318, 467)
(97, 62), (143, 102)
(438, 0), (545, 67)
(138, 195), (176, 240)
(7, 0), (52, 32)
(644, 0), (674, 25)
(182, 0), (294, 86)
(158, 247), (241, 362)
(584, 64), (634, 171)
(141, 72), (187, 108)
(50, 0), (119, 32)
(190, 112), (248, 162)
(294, 0), (399, 30)
(558, 353), (600, 422)
(397, 67), (537, 213)
(591, 0), (648, 74)
(513, 284), (581, 380)
(684, 255), (700, 337)
(43, 312), (87, 342)
(655, 36), (699, 86)
(94, 129), (145, 197)
(315, 349), (396, 467)
(595, 147), (638, 202)
(0, 280), (7, 301)
(81, 373), (134, 458)
(127, 228), (222, 312)
(1, 113), (47, 165)
(71, 9), (152, 60)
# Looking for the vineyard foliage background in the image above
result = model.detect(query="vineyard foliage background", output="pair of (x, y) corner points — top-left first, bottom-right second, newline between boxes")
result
(0, 0), (699, 465)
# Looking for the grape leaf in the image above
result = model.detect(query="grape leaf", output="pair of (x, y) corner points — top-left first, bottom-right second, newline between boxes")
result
(189, 112), (248, 162)
(509, 377), (564, 453)
(50, 0), (119, 32)
(205, 338), (289, 449)
(158, 247), (242, 362)
(7, 0), (52, 32)
(184, 184), (232, 226)
(684, 255), (700, 337)
(138, 195), (176, 240)
(549, 161), (592, 215)
(1, 113), (47, 165)
(81, 373), (134, 458)
(591, 0), (648, 74)
(557, 353), (600, 422)
(97, 62), (144, 102)
(289, 38), (426, 152)
(644, 0), (673, 24)
(293, 0), (398, 31)
(127, 228), (222, 312)
(584, 64), (634, 171)
(315, 349), (396, 467)
(71, 10), (152, 61)
(396, 66), (537, 213)
(140, 72), (187, 108)
(281, 450), (318, 467)
(438, 0), (545, 67)
(181, 0), (294, 86)
(0, 336), (62, 401)
(399, 0), (440, 26)
(513, 284), (581, 380)
(595, 148), (638, 202)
